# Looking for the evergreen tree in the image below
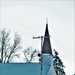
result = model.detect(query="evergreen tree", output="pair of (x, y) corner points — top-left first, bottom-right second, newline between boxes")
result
(53, 49), (66, 75)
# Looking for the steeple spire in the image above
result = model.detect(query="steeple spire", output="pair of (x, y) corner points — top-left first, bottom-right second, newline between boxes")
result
(42, 19), (52, 55)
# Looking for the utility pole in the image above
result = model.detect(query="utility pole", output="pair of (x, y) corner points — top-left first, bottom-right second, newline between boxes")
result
(33, 35), (50, 75)
(33, 36), (43, 75)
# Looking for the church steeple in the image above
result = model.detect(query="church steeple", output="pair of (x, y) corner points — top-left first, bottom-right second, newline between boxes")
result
(42, 19), (52, 55)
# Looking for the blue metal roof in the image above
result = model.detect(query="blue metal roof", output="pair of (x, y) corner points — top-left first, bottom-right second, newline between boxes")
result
(0, 63), (50, 75)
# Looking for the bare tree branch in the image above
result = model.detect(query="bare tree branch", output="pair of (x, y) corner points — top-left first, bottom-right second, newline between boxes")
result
(23, 47), (39, 62)
(0, 29), (10, 63)
(0, 29), (22, 63)
(7, 33), (22, 63)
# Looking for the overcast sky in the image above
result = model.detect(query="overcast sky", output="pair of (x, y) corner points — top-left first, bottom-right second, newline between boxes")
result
(0, 0), (75, 75)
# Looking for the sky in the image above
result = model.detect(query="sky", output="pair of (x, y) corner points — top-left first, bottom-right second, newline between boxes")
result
(0, 0), (75, 75)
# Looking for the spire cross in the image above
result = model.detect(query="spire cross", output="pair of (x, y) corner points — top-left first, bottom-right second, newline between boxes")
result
(46, 18), (48, 24)
(33, 35), (50, 75)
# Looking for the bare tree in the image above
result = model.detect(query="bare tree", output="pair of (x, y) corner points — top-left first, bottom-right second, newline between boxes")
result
(0, 29), (10, 63)
(0, 29), (22, 63)
(23, 47), (39, 63)
(7, 33), (22, 63)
